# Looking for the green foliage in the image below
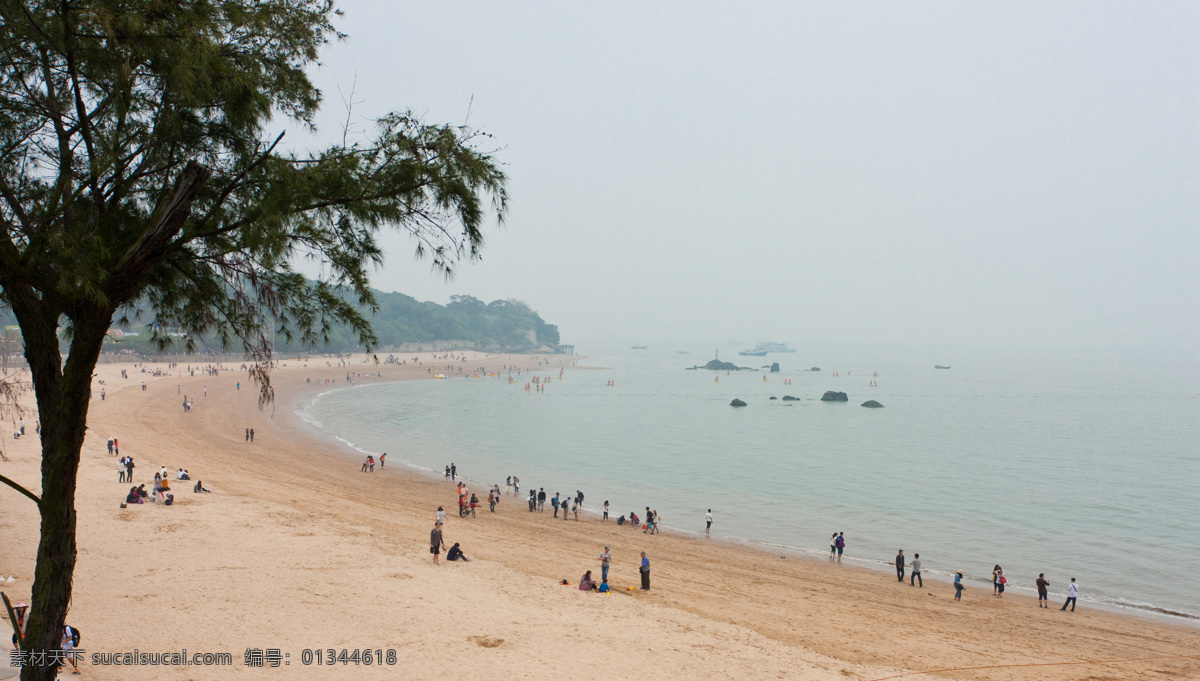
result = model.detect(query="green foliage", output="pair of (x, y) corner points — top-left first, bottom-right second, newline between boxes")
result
(0, 0), (507, 360)
(0, 3), (510, 678)
(111, 290), (561, 353)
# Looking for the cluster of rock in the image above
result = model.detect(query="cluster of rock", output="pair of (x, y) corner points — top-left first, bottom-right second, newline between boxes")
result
(690, 359), (751, 371)
(730, 392), (884, 408)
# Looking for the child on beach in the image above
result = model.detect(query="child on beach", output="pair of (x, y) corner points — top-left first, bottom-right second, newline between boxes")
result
(954, 571), (965, 600)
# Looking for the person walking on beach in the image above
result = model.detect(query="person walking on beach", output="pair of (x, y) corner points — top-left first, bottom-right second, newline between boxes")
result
(506, 475), (512, 494)
(954, 570), (965, 601)
(512, 476), (519, 495)
(603, 500), (609, 521)
(430, 522), (447, 565)
(895, 550), (906, 582)
(445, 466), (451, 480)
(488, 487), (497, 512)
(993, 565), (1006, 598)
(552, 494), (561, 518)
(639, 552), (651, 590)
(436, 506), (446, 525)
(910, 553), (923, 587)
(572, 500), (580, 521)
(380, 452), (386, 469)
(1061, 578), (1078, 611)
(245, 428), (249, 442)
(706, 509), (713, 534)
(600, 545), (612, 583)
(125, 456), (134, 482)
(1037, 573), (1050, 607)
(835, 532), (845, 562)
(644, 507), (652, 533)
(249, 428), (254, 442)
(450, 463), (456, 480)
(830, 533), (838, 559)
(528, 490), (536, 512)
(538, 488), (546, 512)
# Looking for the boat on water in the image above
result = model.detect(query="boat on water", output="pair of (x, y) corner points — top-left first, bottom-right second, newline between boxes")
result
(934, 365), (951, 370)
(738, 341), (796, 356)
(631, 345), (648, 350)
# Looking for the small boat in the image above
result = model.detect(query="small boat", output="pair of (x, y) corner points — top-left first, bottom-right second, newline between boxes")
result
(934, 365), (951, 370)
(631, 345), (648, 350)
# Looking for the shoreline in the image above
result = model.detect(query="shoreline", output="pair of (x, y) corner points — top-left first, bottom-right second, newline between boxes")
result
(1, 353), (1197, 680)
(292, 363), (1199, 628)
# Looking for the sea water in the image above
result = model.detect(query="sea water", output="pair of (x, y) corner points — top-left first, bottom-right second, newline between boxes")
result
(298, 344), (1200, 622)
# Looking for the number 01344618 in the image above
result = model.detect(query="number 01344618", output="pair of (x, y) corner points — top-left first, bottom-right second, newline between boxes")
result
(301, 649), (397, 665)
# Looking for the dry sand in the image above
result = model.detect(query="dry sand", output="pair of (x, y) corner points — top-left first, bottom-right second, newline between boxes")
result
(1, 353), (1197, 680)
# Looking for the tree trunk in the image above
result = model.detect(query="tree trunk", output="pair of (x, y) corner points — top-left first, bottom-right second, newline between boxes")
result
(18, 308), (109, 681)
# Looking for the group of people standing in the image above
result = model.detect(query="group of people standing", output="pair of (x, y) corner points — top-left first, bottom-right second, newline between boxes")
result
(894, 555), (1080, 610)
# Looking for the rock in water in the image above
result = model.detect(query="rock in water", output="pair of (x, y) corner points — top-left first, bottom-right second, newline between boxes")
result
(769, 396), (778, 400)
(820, 391), (849, 402)
(700, 359), (748, 371)
(769, 362), (780, 373)
(809, 367), (821, 372)
(861, 400), (884, 408)
(730, 399), (748, 407)
(781, 395), (800, 401)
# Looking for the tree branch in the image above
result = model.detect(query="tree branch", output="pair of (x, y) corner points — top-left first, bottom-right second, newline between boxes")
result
(0, 473), (42, 506)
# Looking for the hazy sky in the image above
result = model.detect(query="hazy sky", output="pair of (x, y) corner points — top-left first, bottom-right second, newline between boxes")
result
(292, 1), (1198, 351)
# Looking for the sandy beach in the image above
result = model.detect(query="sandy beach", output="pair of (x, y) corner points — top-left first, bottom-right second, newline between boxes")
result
(1, 353), (1196, 680)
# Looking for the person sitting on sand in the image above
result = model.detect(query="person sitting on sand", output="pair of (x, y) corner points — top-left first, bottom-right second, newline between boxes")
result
(136, 484), (149, 500)
(194, 480), (211, 493)
(629, 512), (639, 526)
(579, 570), (597, 591)
(126, 487), (142, 504)
(446, 543), (469, 562)
(597, 581), (610, 593)
(177, 468), (190, 480)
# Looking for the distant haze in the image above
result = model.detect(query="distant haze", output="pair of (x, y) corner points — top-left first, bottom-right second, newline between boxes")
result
(291, 1), (1198, 352)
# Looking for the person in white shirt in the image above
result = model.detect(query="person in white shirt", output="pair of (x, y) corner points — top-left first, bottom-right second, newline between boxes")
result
(705, 509), (713, 534)
(1061, 578), (1079, 611)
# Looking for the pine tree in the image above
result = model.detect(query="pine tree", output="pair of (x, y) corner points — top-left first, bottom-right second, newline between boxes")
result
(0, 3), (505, 678)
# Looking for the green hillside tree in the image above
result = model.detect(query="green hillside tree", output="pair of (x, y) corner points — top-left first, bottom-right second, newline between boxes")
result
(0, 2), (506, 678)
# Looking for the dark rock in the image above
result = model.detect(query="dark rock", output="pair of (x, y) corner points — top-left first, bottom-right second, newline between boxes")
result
(769, 362), (780, 373)
(781, 395), (800, 401)
(809, 367), (821, 372)
(861, 400), (884, 408)
(730, 399), (748, 407)
(820, 391), (849, 402)
(699, 359), (749, 371)
(769, 396), (778, 400)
